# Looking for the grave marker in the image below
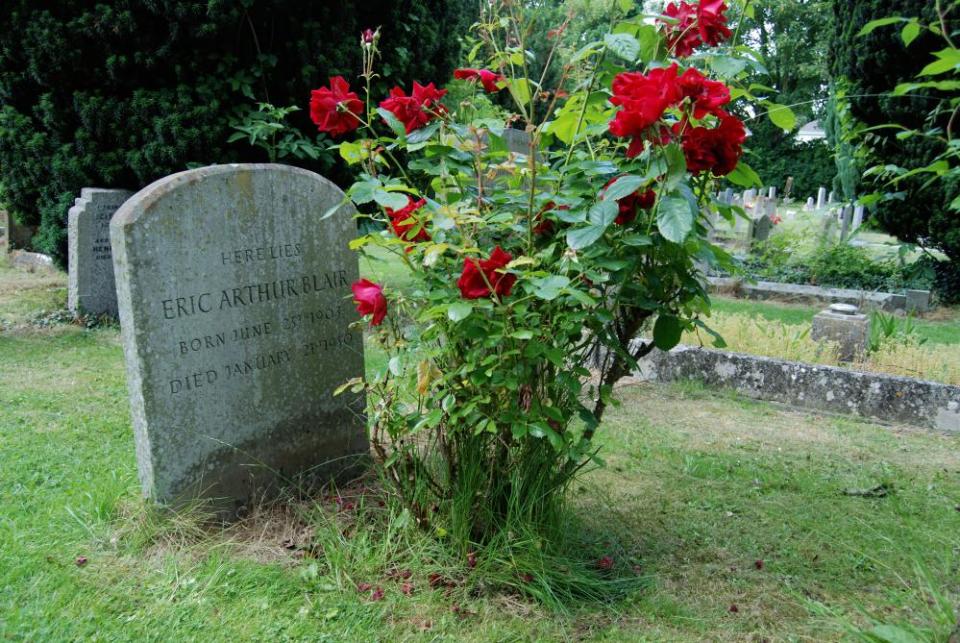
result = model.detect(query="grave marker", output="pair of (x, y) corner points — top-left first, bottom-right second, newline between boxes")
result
(111, 164), (367, 508)
(68, 188), (133, 317)
(816, 187), (827, 210)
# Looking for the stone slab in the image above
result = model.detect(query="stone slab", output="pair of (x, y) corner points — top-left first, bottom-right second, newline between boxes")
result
(111, 164), (367, 508)
(811, 307), (869, 362)
(632, 344), (960, 432)
(68, 188), (133, 317)
(707, 276), (909, 312)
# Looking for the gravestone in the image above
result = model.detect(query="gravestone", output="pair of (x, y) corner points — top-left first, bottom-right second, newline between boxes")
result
(839, 204), (853, 241)
(828, 190), (836, 204)
(3, 209), (38, 251)
(767, 186), (777, 200)
(905, 289), (931, 313)
(111, 164), (367, 508)
(805, 197), (815, 211)
(812, 303), (869, 362)
(68, 188), (133, 317)
(722, 188), (734, 204)
(784, 176), (794, 197)
(816, 187), (827, 210)
(852, 205), (864, 231)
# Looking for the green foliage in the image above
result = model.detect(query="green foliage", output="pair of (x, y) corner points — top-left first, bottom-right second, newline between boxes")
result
(0, 0), (476, 266)
(745, 238), (934, 293)
(867, 310), (926, 353)
(743, 122), (836, 198)
(228, 103), (335, 166)
(829, 0), (960, 263)
(337, 1), (766, 552)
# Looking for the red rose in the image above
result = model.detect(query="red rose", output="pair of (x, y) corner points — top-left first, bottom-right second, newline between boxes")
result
(678, 67), (730, 119)
(379, 82), (448, 133)
(533, 201), (570, 235)
(661, 1), (700, 58)
(697, 0), (732, 48)
(352, 279), (387, 326)
(386, 197), (431, 244)
(309, 76), (363, 138)
(361, 28), (377, 45)
(609, 65), (681, 157)
(674, 112), (746, 176)
(453, 68), (504, 93)
(603, 178), (657, 225)
(457, 246), (517, 300)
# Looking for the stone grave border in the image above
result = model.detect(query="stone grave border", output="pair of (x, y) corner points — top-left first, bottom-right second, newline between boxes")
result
(706, 276), (931, 313)
(630, 343), (960, 432)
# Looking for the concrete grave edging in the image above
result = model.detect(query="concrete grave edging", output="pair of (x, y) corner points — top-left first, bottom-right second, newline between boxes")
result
(631, 343), (960, 432)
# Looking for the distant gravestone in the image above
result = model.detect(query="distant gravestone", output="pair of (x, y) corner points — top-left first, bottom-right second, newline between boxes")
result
(840, 204), (853, 241)
(852, 205), (864, 231)
(805, 197), (815, 211)
(784, 176), (794, 198)
(816, 187), (827, 210)
(767, 186), (777, 200)
(68, 188), (133, 317)
(111, 164), (367, 508)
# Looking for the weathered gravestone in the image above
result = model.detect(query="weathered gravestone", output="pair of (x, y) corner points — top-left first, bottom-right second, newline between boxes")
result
(68, 188), (133, 317)
(111, 164), (367, 508)
(816, 187), (827, 210)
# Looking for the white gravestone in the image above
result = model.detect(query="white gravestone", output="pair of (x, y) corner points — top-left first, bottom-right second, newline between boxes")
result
(68, 188), (133, 317)
(816, 187), (827, 210)
(111, 164), (367, 508)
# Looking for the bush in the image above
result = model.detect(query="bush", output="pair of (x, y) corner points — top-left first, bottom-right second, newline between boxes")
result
(745, 240), (933, 293)
(0, 1), (476, 266)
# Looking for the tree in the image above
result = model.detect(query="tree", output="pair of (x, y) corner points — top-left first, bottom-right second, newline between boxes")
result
(737, 0), (835, 195)
(0, 1), (476, 266)
(829, 0), (959, 266)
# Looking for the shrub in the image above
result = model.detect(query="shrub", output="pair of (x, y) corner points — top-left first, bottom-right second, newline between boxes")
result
(0, 1), (476, 266)
(318, 0), (768, 574)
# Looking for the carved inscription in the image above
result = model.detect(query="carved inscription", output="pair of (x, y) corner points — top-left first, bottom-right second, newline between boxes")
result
(162, 242), (357, 397)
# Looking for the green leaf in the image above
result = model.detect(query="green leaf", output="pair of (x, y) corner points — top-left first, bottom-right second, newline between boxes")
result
(506, 78), (532, 106)
(663, 143), (687, 189)
(766, 103), (797, 131)
(376, 107), (407, 137)
(510, 329), (535, 340)
(622, 233), (653, 247)
(589, 199), (619, 227)
(604, 32), (641, 62)
(338, 140), (364, 165)
(602, 175), (644, 201)
(373, 189), (409, 210)
(901, 21), (921, 47)
(447, 302), (473, 322)
(918, 48), (960, 76)
(726, 161), (763, 187)
(858, 16), (905, 36)
(566, 225), (606, 250)
(531, 275), (571, 301)
(406, 122), (440, 145)
(709, 55), (748, 79)
(634, 25), (662, 63)
(653, 314), (683, 351)
(656, 196), (694, 243)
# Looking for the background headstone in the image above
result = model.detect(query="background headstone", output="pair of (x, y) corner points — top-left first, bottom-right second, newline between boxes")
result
(816, 187), (827, 210)
(68, 188), (133, 317)
(767, 186), (777, 200)
(784, 176), (794, 198)
(111, 164), (367, 508)
(805, 197), (815, 211)
(852, 205), (864, 231)
(839, 204), (853, 242)
(3, 209), (38, 251)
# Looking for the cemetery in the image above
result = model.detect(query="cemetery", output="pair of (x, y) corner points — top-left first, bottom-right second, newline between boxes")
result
(1, 1), (959, 640)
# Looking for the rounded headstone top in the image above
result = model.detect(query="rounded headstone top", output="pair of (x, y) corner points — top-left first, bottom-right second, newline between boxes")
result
(829, 303), (859, 315)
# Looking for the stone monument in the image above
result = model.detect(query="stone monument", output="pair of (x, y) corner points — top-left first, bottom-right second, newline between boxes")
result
(68, 188), (133, 317)
(811, 303), (870, 362)
(111, 164), (367, 508)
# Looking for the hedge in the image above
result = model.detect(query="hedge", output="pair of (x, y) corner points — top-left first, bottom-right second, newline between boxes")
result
(0, 1), (475, 266)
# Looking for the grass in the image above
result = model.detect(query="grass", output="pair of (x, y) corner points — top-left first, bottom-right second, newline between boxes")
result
(2, 254), (960, 640)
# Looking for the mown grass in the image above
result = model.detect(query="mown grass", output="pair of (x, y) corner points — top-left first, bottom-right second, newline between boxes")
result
(2, 255), (959, 640)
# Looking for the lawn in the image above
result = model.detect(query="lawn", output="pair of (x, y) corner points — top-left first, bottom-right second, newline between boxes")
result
(2, 255), (959, 640)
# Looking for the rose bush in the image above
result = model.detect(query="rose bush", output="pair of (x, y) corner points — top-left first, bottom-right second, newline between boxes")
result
(312, 2), (765, 555)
